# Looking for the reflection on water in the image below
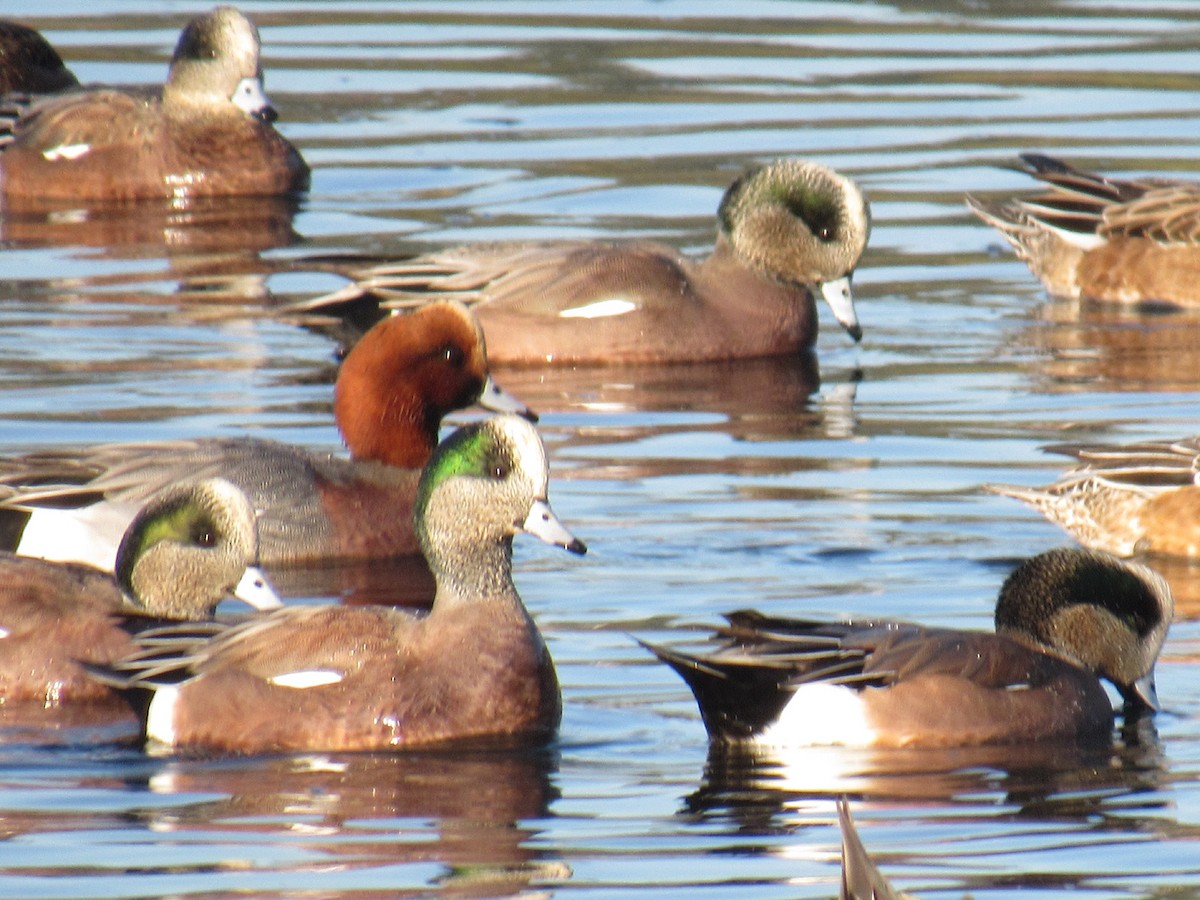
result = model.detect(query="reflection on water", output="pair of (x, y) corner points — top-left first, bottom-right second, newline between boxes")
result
(684, 727), (1170, 895)
(3, 1), (1200, 898)
(0, 195), (301, 255)
(1017, 300), (1200, 394)
(1141, 556), (1200, 622)
(0, 194), (302, 305)
(689, 719), (1166, 816)
(141, 750), (566, 895)
(0, 748), (568, 899)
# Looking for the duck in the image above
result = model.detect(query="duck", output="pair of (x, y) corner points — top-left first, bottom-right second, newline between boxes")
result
(0, 6), (308, 202)
(967, 153), (1200, 305)
(987, 436), (1200, 558)
(0, 300), (533, 569)
(0, 477), (281, 706)
(643, 547), (1172, 748)
(285, 158), (871, 364)
(86, 415), (586, 753)
(0, 20), (79, 95)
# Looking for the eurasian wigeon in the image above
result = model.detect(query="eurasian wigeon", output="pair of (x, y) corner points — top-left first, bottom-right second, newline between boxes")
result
(0, 301), (531, 569)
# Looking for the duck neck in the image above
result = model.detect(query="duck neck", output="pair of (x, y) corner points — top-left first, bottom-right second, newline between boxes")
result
(335, 379), (438, 469)
(430, 536), (524, 614)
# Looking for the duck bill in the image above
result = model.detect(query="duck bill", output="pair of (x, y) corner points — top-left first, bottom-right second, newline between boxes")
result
(478, 375), (538, 423)
(819, 275), (863, 343)
(233, 565), (284, 610)
(522, 499), (586, 555)
(1129, 671), (1160, 712)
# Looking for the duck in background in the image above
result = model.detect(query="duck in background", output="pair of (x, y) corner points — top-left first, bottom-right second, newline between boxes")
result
(987, 435), (1200, 558)
(0, 6), (308, 202)
(0, 478), (280, 706)
(285, 158), (871, 364)
(0, 20), (79, 95)
(968, 153), (1200, 305)
(0, 301), (532, 569)
(87, 415), (585, 753)
(643, 548), (1171, 748)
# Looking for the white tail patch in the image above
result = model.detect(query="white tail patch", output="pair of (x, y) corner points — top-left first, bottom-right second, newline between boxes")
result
(559, 299), (637, 319)
(268, 670), (343, 689)
(43, 143), (91, 161)
(757, 683), (875, 747)
(145, 685), (181, 746)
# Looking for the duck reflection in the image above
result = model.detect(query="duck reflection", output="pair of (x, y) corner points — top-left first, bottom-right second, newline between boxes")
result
(0, 193), (302, 304)
(278, 346), (853, 484)
(1017, 298), (1200, 393)
(1138, 556), (1200, 621)
(137, 749), (567, 898)
(494, 354), (820, 418)
(685, 717), (1166, 829)
(500, 356), (860, 469)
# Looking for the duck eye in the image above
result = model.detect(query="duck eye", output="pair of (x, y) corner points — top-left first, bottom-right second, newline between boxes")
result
(191, 521), (217, 548)
(441, 345), (465, 368)
(785, 193), (839, 243)
(493, 463), (508, 479)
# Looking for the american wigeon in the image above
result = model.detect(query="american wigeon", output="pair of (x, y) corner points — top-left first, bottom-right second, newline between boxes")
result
(988, 436), (1200, 558)
(838, 801), (914, 900)
(286, 158), (871, 364)
(0, 7), (308, 202)
(0, 20), (79, 95)
(0, 478), (280, 706)
(0, 301), (532, 569)
(967, 153), (1200, 305)
(88, 415), (586, 753)
(643, 548), (1172, 748)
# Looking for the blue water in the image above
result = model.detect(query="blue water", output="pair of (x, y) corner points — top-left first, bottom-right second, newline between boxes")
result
(0, 1), (1199, 897)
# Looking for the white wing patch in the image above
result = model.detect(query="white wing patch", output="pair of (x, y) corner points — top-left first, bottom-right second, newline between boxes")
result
(43, 143), (91, 161)
(559, 299), (637, 319)
(268, 670), (344, 689)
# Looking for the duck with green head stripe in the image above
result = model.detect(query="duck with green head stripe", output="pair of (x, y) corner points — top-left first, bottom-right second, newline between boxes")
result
(87, 415), (585, 753)
(0, 478), (280, 706)
(284, 157), (871, 364)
